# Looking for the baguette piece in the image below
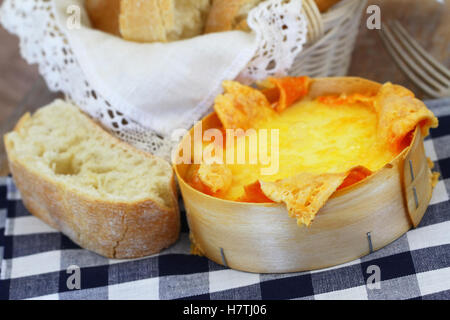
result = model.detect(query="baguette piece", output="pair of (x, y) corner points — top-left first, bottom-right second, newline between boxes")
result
(314, 0), (342, 12)
(205, 0), (263, 33)
(4, 100), (180, 259)
(119, 0), (211, 43)
(85, 0), (121, 36)
(204, 0), (343, 34)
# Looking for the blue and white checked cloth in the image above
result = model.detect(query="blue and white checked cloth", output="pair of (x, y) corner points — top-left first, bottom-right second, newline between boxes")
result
(0, 99), (450, 300)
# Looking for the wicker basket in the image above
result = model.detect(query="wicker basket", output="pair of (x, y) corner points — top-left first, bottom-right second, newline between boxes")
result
(290, 0), (368, 77)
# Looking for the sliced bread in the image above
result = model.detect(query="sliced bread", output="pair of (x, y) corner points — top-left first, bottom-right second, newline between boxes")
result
(4, 100), (179, 259)
(205, 0), (264, 33)
(119, 0), (212, 42)
(85, 0), (122, 36)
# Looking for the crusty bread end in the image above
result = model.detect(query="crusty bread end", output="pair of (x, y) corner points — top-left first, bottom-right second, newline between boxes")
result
(86, 0), (122, 36)
(205, 0), (263, 33)
(314, 0), (342, 12)
(4, 100), (180, 259)
(119, 0), (211, 43)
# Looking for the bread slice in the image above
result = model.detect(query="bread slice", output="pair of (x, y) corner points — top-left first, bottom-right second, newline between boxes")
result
(167, 0), (212, 41)
(119, 0), (211, 43)
(205, 0), (263, 33)
(204, 0), (343, 34)
(4, 100), (180, 259)
(85, 0), (122, 36)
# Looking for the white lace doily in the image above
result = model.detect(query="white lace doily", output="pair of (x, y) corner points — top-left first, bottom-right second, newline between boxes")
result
(0, 0), (307, 160)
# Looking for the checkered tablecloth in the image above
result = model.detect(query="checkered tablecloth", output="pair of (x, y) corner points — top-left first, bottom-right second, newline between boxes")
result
(1, 99), (449, 300)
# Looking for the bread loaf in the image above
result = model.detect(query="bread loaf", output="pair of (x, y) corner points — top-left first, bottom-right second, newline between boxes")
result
(314, 0), (342, 12)
(85, 0), (121, 36)
(205, 0), (263, 33)
(4, 100), (180, 259)
(85, 0), (343, 41)
(204, 0), (343, 34)
(119, 0), (212, 42)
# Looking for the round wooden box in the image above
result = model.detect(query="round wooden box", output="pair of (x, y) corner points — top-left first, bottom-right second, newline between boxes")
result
(174, 78), (434, 273)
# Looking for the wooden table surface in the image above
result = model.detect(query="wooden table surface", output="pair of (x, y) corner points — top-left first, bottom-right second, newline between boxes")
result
(0, 0), (449, 175)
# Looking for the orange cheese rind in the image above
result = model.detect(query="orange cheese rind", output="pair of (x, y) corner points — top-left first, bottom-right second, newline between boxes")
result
(337, 166), (372, 190)
(258, 76), (311, 112)
(214, 77), (310, 131)
(375, 83), (438, 152)
(238, 181), (274, 203)
(266, 76), (311, 112)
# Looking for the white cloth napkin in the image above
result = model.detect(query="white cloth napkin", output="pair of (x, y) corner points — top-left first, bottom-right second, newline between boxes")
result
(54, 0), (258, 137)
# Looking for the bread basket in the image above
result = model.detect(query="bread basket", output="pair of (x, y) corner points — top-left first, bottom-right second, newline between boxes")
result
(173, 77), (434, 273)
(291, 0), (368, 77)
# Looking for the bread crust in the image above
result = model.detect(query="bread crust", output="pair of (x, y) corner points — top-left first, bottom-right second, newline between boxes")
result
(119, 0), (211, 42)
(119, 0), (168, 42)
(86, 0), (122, 36)
(4, 108), (180, 259)
(314, 0), (342, 12)
(205, 0), (342, 34)
(205, 0), (257, 33)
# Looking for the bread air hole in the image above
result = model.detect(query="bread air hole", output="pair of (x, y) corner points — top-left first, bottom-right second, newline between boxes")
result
(7, 101), (175, 207)
(50, 155), (81, 175)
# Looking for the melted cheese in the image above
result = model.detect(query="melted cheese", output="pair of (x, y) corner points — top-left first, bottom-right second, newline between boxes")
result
(216, 98), (397, 201)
